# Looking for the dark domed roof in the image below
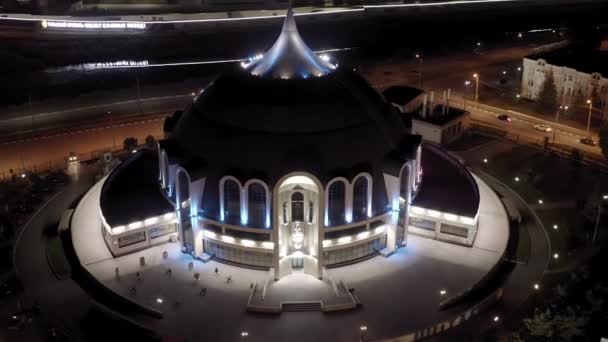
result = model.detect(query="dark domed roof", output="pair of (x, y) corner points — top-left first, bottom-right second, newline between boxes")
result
(167, 66), (412, 182)
(163, 9), (417, 185)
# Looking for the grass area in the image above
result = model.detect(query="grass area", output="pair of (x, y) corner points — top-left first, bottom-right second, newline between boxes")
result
(46, 236), (71, 280)
(471, 142), (605, 270)
(535, 208), (586, 269)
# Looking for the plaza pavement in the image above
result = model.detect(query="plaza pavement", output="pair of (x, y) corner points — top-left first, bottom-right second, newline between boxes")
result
(69, 170), (509, 341)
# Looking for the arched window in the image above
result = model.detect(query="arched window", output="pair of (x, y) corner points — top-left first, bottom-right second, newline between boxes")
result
(248, 183), (266, 228)
(327, 182), (346, 226)
(291, 192), (304, 222)
(352, 177), (369, 221)
(223, 180), (240, 225)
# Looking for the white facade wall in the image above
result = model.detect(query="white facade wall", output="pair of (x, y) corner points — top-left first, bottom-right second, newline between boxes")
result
(521, 57), (608, 112)
(412, 116), (468, 145)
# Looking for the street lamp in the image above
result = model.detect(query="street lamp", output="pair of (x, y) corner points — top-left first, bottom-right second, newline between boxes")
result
(464, 80), (471, 110)
(586, 99), (593, 132)
(360, 325), (368, 342)
(592, 194), (608, 244)
(473, 73), (480, 102)
(556, 105), (568, 123)
(415, 53), (423, 88)
(107, 111), (117, 151)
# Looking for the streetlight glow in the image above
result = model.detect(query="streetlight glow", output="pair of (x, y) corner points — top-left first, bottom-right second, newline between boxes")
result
(554, 253), (559, 259)
(533, 283), (540, 290)
(440, 290), (447, 295)
(514, 177), (520, 182)
(603, 195), (608, 200)
(483, 158), (488, 163)
(538, 199), (543, 204)
(360, 325), (368, 331)
(553, 224), (558, 230)
(241, 331), (249, 337)
(493, 316), (500, 322)
(156, 297), (163, 304)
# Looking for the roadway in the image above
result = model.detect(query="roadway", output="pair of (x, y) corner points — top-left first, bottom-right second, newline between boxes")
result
(11, 166), (98, 341)
(0, 43), (605, 176)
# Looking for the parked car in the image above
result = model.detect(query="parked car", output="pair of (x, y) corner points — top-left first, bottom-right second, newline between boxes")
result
(534, 124), (553, 132)
(497, 114), (512, 122)
(579, 137), (597, 146)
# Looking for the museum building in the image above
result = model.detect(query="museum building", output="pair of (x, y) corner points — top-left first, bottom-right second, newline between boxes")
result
(98, 9), (481, 280)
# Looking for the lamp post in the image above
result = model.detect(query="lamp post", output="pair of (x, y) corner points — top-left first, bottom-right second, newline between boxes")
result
(473, 73), (480, 102)
(586, 99), (593, 132)
(555, 105), (568, 123)
(464, 80), (471, 110)
(592, 194), (608, 244)
(415, 54), (423, 88)
(108, 111), (116, 151)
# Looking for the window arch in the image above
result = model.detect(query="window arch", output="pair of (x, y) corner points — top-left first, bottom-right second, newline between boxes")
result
(222, 179), (241, 225)
(248, 183), (266, 228)
(327, 181), (346, 226)
(352, 177), (369, 221)
(291, 192), (304, 222)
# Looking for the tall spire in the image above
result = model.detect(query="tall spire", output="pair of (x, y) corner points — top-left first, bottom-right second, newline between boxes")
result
(244, 7), (336, 79)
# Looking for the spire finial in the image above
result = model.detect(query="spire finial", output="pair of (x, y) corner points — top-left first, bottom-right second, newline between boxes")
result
(243, 6), (336, 79)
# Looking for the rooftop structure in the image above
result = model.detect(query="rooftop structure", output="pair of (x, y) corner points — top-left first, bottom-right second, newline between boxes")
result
(95, 9), (481, 282)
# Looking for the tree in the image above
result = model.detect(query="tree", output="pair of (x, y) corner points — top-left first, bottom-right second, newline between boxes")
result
(123, 137), (138, 152)
(524, 307), (588, 341)
(537, 71), (559, 114)
(599, 126), (608, 160)
(145, 135), (157, 150)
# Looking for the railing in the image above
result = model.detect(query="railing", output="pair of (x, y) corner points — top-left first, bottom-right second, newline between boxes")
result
(324, 212), (391, 233)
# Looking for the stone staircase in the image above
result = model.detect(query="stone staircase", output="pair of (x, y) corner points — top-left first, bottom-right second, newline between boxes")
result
(281, 301), (323, 312)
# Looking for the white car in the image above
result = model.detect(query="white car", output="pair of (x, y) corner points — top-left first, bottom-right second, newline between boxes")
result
(534, 124), (553, 133)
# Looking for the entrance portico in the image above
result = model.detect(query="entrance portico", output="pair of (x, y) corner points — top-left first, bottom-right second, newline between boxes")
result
(273, 173), (324, 280)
